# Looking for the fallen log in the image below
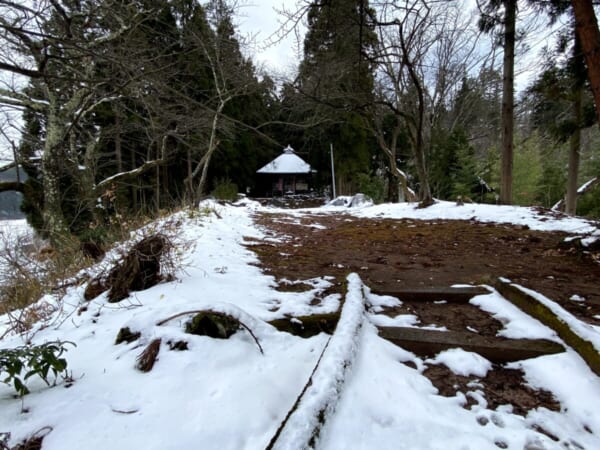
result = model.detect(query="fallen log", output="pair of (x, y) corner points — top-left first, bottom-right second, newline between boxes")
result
(265, 273), (366, 450)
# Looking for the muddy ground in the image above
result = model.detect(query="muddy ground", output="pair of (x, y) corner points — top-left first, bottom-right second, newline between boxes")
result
(248, 212), (600, 325)
(245, 208), (600, 418)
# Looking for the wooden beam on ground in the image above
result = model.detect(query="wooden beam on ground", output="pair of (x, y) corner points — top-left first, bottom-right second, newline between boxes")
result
(377, 326), (564, 363)
(495, 279), (600, 377)
(371, 286), (490, 303)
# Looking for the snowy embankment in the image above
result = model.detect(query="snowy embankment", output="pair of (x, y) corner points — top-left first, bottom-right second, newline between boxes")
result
(1, 200), (599, 450)
(0, 203), (334, 449)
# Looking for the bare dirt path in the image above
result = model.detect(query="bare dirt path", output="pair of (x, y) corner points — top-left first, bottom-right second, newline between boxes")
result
(248, 211), (600, 325)
(246, 208), (600, 420)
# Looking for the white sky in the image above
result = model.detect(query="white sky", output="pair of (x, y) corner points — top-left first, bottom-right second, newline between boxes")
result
(236, 0), (305, 78)
(236, 0), (566, 86)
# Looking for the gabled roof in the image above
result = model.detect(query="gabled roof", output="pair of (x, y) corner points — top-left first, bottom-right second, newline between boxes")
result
(257, 145), (311, 174)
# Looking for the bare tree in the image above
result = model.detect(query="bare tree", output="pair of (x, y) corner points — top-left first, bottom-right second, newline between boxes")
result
(0, 0), (161, 243)
(371, 0), (482, 205)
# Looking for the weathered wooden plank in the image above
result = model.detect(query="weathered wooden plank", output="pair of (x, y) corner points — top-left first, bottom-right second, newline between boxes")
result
(495, 279), (600, 377)
(377, 326), (564, 363)
(371, 286), (491, 303)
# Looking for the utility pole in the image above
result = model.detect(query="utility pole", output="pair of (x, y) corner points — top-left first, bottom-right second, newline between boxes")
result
(330, 143), (336, 198)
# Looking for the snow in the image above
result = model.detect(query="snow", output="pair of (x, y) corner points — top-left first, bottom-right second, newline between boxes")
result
(507, 282), (600, 353)
(427, 348), (492, 377)
(256, 146), (311, 174)
(269, 273), (365, 450)
(470, 290), (559, 342)
(1, 200), (599, 449)
(0, 219), (33, 248)
(341, 201), (597, 234)
(570, 294), (586, 303)
(577, 177), (598, 194)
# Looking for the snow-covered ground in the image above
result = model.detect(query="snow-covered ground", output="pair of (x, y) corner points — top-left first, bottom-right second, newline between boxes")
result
(0, 219), (33, 248)
(1, 201), (599, 449)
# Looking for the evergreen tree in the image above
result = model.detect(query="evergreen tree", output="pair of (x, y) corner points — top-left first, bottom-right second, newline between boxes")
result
(296, 0), (378, 194)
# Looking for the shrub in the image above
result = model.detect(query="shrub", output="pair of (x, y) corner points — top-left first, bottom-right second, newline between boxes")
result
(211, 178), (238, 201)
(0, 340), (74, 396)
(357, 173), (385, 204)
(577, 183), (600, 218)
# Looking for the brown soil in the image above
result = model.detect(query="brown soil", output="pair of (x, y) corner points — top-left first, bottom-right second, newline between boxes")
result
(422, 364), (560, 416)
(377, 302), (503, 336)
(248, 212), (600, 325)
(245, 208), (600, 417)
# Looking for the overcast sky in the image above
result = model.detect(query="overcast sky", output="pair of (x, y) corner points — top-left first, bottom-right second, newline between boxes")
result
(236, 0), (305, 77)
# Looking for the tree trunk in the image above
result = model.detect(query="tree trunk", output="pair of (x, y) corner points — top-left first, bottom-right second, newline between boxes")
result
(114, 106), (123, 174)
(571, 0), (600, 124)
(500, 0), (516, 205)
(42, 93), (69, 242)
(566, 87), (582, 215)
(131, 148), (138, 210)
(196, 139), (219, 202)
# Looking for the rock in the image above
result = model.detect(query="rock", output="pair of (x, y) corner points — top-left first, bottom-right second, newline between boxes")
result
(185, 312), (241, 339)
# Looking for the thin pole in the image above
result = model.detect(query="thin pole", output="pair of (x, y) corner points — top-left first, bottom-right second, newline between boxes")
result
(330, 143), (336, 198)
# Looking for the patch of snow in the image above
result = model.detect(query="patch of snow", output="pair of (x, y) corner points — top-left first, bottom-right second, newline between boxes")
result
(0, 219), (33, 250)
(327, 196), (353, 207)
(369, 313), (419, 327)
(427, 348), (493, 377)
(325, 194), (373, 209)
(349, 193), (373, 208)
(364, 286), (402, 309)
(577, 177), (598, 193)
(569, 294), (586, 302)
(582, 234), (599, 247)
(339, 200), (597, 234)
(470, 290), (559, 342)
(509, 350), (600, 448)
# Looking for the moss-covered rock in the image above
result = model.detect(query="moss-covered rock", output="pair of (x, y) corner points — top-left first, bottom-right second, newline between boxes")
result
(268, 313), (339, 338)
(115, 327), (141, 345)
(185, 312), (241, 339)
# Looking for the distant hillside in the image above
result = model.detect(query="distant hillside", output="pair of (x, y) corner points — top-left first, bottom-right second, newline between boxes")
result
(0, 165), (26, 220)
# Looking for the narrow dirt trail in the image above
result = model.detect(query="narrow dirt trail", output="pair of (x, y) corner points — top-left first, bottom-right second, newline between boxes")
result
(247, 211), (600, 325)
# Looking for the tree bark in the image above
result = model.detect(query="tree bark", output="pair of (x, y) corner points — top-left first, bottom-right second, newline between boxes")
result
(114, 106), (123, 174)
(571, 0), (600, 124)
(500, 0), (516, 205)
(566, 87), (582, 215)
(42, 92), (69, 242)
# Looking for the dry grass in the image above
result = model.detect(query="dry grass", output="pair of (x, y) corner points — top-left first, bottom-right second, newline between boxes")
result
(84, 232), (176, 303)
(1, 208), (192, 338)
(0, 233), (91, 336)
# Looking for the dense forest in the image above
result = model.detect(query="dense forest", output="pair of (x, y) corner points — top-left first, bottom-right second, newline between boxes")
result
(0, 0), (599, 249)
